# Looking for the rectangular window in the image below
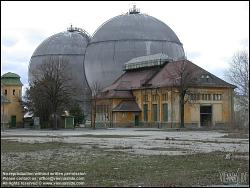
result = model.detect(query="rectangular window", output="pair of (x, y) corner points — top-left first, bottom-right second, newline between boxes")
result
(162, 93), (168, 101)
(212, 94), (222, 101)
(202, 94), (205, 100)
(152, 94), (155, 101)
(207, 94), (211, 100)
(213, 94), (217, 100)
(152, 94), (158, 101)
(202, 94), (211, 101)
(218, 94), (222, 100)
(152, 104), (158, 122)
(163, 103), (168, 122)
(143, 104), (148, 122)
(13, 89), (15, 96)
(5, 90), (7, 95)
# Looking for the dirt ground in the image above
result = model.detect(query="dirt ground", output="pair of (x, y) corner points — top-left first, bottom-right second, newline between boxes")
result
(1, 128), (249, 186)
(1, 128), (249, 156)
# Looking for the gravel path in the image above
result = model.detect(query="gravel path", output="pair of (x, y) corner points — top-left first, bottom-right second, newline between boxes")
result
(1, 128), (249, 155)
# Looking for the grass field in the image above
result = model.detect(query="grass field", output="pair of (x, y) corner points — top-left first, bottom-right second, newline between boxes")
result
(1, 139), (249, 187)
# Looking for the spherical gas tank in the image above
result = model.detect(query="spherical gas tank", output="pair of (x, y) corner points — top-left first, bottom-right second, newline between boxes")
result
(84, 9), (185, 88)
(29, 26), (91, 117)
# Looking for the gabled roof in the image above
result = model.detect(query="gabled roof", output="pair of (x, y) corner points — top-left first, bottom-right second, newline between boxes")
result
(97, 89), (134, 99)
(103, 66), (161, 91)
(149, 60), (235, 88)
(112, 100), (141, 112)
(103, 59), (235, 91)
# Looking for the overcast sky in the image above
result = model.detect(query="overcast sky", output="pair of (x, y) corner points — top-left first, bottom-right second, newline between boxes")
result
(1, 1), (249, 93)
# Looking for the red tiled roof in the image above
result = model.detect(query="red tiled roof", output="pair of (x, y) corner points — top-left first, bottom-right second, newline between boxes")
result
(149, 60), (235, 88)
(103, 66), (161, 91)
(101, 59), (235, 97)
(97, 89), (134, 99)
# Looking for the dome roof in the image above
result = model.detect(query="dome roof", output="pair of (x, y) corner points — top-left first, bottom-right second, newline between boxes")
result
(84, 11), (185, 88)
(91, 13), (182, 45)
(1, 72), (22, 86)
(29, 27), (92, 117)
(1, 72), (20, 78)
(32, 28), (90, 57)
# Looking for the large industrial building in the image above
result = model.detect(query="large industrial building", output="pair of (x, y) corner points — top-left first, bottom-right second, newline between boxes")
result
(95, 54), (235, 128)
(28, 6), (185, 118)
(28, 6), (235, 127)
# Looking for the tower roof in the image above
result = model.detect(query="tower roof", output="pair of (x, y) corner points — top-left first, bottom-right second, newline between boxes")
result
(1, 72), (23, 86)
(1, 72), (20, 78)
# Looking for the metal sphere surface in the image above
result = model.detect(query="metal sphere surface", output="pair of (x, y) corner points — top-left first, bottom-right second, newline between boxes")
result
(29, 28), (91, 116)
(84, 13), (185, 87)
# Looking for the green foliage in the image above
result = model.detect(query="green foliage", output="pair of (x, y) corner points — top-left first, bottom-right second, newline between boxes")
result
(69, 103), (85, 125)
(24, 57), (78, 129)
(40, 122), (50, 129)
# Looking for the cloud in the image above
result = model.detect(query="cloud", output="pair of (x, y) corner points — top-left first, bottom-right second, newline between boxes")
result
(2, 37), (18, 47)
(1, 1), (249, 88)
(240, 38), (249, 49)
(24, 29), (47, 45)
(186, 51), (201, 59)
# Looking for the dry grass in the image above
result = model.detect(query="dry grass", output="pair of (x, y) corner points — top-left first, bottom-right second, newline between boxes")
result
(1, 139), (249, 187)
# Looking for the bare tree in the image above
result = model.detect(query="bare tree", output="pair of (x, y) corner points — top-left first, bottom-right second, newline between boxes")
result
(167, 60), (198, 128)
(26, 56), (77, 129)
(225, 50), (249, 127)
(91, 81), (103, 130)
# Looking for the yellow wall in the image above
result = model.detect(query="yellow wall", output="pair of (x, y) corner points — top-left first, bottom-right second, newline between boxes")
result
(132, 88), (180, 123)
(1, 85), (23, 127)
(184, 87), (233, 126)
(96, 86), (234, 128)
(132, 87), (234, 127)
(95, 98), (140, 126)
(113, 112), (135, 124)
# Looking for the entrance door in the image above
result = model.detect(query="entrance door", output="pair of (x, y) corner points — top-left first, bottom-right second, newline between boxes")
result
(200, 106), (212, 126)
(11, 115), (16, 128)
(135, 115), (139, 126)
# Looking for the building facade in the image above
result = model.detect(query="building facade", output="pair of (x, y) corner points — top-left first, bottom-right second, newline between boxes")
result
(1, 72), (23, 128)
(94, 54), (235, 128)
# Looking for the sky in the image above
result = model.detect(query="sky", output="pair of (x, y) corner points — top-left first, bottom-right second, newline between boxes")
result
(1, 1), (249, 94)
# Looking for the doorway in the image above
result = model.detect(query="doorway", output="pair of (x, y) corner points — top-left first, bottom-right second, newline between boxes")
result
(200, 106), (212, 126)
(135, 115), (139, 126)
(11, 115), (16, 128)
